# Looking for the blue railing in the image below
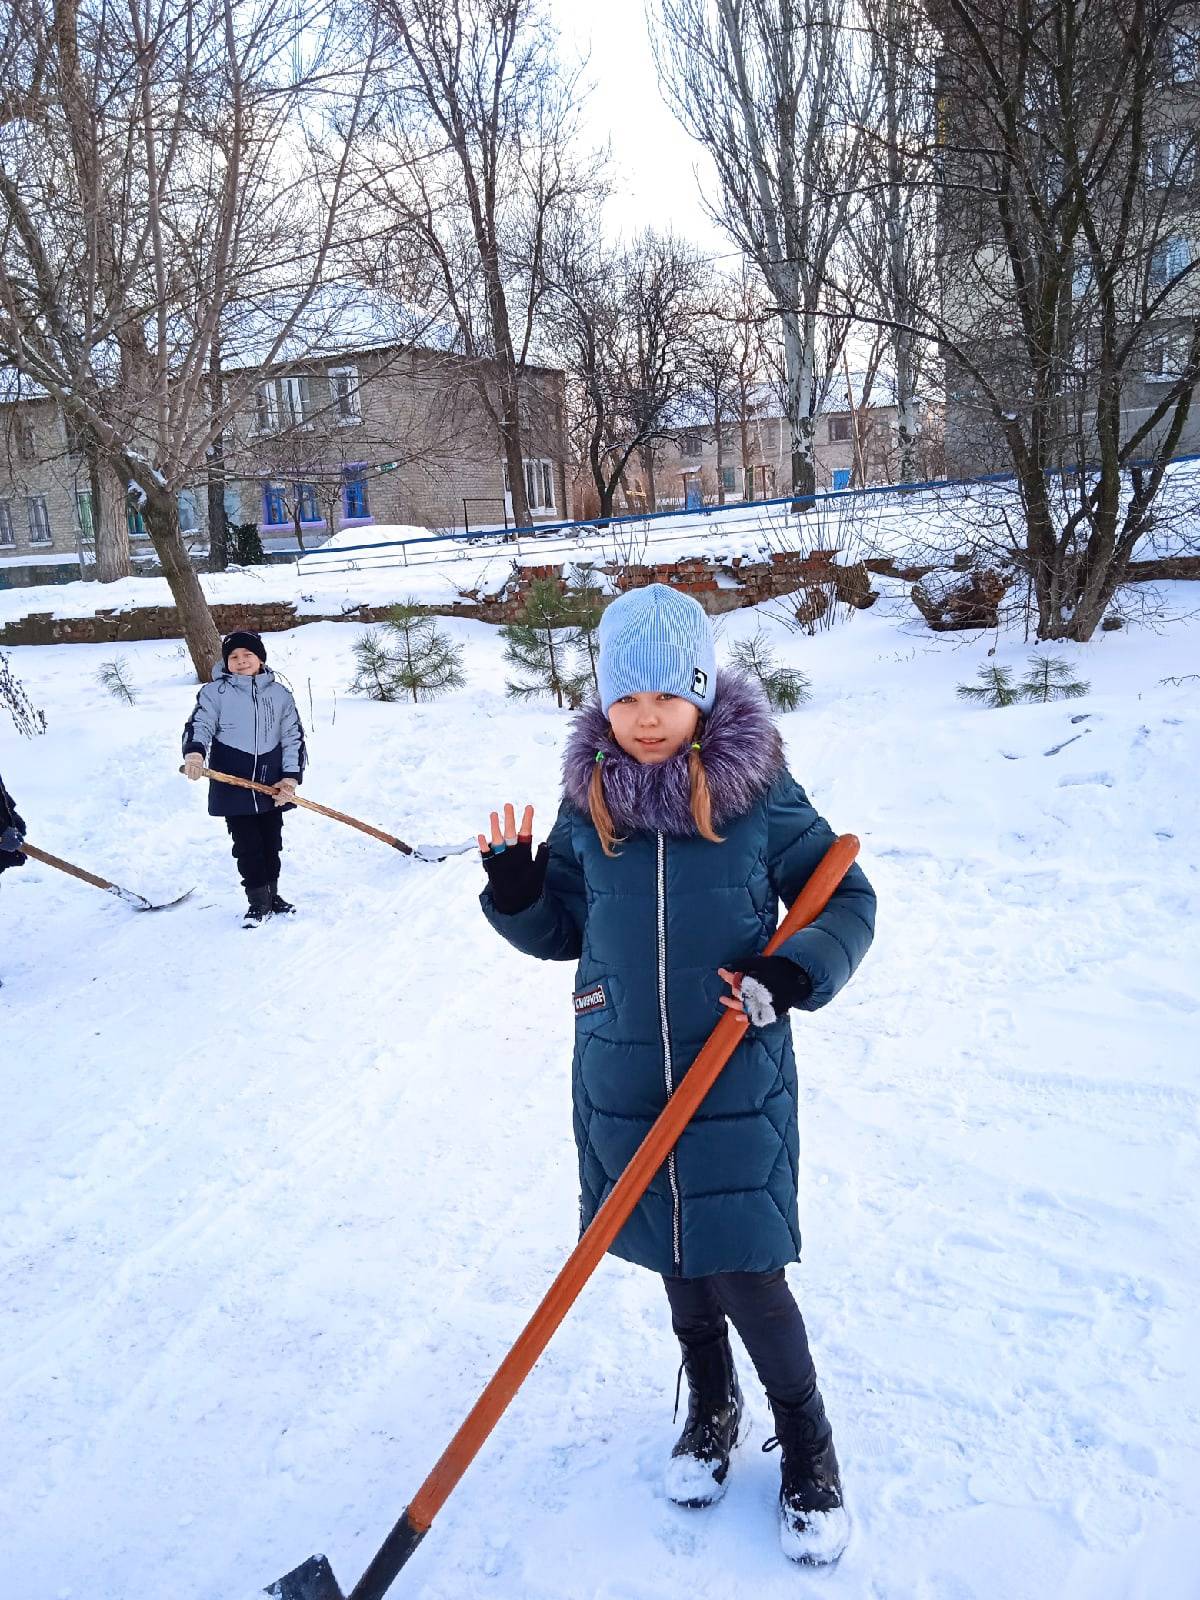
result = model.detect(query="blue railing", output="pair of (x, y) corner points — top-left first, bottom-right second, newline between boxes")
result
(296, 449), (1200, 572)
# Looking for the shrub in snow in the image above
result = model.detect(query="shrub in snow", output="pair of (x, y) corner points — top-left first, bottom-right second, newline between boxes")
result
(0, 650), (47, 736)
(97, 658), (138, 706)
(228, 521), (265, 565)
(728, 632), (812, 711)
(913, 568), (1008, 631)
(501, 577), (592, 709)
(349, 605), (465, 703)
(1019, 655), (1089, 703)
(957, 663), (1020, 707)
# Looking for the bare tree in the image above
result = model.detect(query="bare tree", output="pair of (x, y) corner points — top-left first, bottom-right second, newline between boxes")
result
(362, 0), (597, 531)
(547, 228), (702, 518)
(854, 0), (940, 482)
(0, 0), (378, 677)
(654, 0), (875, 501)
(847, 0), (1200, 639)
(688, 268), (779, 501)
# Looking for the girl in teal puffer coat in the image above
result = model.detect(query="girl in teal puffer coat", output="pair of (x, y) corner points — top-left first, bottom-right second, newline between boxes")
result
(479, 584), (875, 1566)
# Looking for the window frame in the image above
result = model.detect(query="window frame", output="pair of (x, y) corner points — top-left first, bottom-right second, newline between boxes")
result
(828, 413), (852, 443)
(342, 465), (370, 520)
(263, 483), (288, 526)
(255, 382), (280, 434)
(27, 494), (52, 544)
(0, 499), (14, 546)
(328, 366), (362, 424)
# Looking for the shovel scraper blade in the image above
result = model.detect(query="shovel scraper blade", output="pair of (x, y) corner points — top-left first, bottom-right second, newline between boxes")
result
(265, 1553), (346, 1600)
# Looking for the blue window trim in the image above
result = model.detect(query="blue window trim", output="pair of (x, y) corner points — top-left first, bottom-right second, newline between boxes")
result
(343, 465), (369, 519)
(264, 484), (287, 525)
(832, 468), (852, 491)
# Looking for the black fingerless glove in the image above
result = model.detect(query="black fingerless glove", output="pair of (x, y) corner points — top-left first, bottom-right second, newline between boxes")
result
(482, 839), (549, 915)
(734, 955), (813, 1026)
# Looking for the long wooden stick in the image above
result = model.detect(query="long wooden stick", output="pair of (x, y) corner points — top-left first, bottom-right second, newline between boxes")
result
(182, 766), (415, 854)
(292, 834), (860, 1600)
(21, 842), (192, 912)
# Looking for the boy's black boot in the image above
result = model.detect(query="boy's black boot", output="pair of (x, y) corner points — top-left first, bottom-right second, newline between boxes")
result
(664, 1331), (745, 1508)
(268, 879), (296, 915)
(764, 1384), (849, 1565)
(243, 884), (274, 928)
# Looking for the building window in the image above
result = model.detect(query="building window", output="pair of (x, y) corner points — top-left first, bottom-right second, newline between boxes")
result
(541, 461), (553, 510)
(833, 468), (852, 491)
(0, 500), (14, 546)
(720, 465), (736, 493)
(76, 492), (95, 541)
(1144, 329), (1191, 382)
(828, 414), (851, 443)
(27, 495), (51, 543)
(1149, 235), (1191, 289)
(329, 367), (361, 423)
(279, 376), (307, 429)
(343, 466), (370, 519)
(255, 383), (280, 434)
(1167, 25), (1199, 83)
(127, 503), (146, 537)
(264, 483), (287, 525)
(680, 429), (703, 457)
(1147, 135), (1198, 189)
(521, 457), (556, 511)
(178, 489), (199, 532)
(297, 482), (319, 522)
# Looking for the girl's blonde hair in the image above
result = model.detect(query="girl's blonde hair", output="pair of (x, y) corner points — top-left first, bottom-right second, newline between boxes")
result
(589, 735), (724, 857)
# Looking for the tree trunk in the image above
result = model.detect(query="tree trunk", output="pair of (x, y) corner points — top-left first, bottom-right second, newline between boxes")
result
(638, 443), (658, 511)
(90, 446), (132, 582)
(781, 307), (815, 504)
(501, 412), (531, 529)
(207, 342), (228, 571)
(140, 480), (222, 680)
(714, 407), (726, 505)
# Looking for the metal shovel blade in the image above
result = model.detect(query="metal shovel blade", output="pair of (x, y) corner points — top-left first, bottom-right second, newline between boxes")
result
(411, 838), (476, 863)
(264, 1553), (345, 1600)
(113, 885), (196, 913)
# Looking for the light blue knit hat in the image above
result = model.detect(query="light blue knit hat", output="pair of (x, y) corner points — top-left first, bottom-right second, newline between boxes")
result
(597, 583), (717, 715)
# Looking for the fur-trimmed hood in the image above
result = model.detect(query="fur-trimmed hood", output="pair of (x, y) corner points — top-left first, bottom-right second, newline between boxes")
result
(563, 671), (784, 836)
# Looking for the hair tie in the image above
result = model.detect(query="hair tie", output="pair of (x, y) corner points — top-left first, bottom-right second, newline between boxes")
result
(690, 742), (701, 751)
(594, 750), (605, 763)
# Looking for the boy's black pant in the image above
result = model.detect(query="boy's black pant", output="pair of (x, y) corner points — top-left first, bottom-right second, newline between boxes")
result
(226, 811), (284, 891)
(662, 1268), (817, 1405)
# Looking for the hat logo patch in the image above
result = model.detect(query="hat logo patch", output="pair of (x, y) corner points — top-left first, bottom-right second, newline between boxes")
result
(691, 667), (709, 697)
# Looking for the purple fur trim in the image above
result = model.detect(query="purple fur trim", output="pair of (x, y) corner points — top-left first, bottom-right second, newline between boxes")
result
(562, 671), (784, 836)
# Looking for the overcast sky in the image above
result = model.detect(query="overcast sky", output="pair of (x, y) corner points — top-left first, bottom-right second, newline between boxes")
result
(548, 0), (731, 255)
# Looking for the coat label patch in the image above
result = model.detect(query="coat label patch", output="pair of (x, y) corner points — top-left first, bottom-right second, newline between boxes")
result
(573, 982), (608, 1016)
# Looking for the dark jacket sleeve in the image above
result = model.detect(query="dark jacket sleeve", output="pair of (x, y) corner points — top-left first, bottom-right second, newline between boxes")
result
(0, 777), (24, 835)
(480, 801), (586, 962)
(763, 771), (876, 1010)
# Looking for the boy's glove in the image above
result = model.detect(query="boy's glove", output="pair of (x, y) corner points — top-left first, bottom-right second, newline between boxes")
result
(183, 753), (205, 781)
(274, 778), (298, 807)
(733, 955), (813, 1026)
(0, 823), (26, 870)
(482, 838), (549, 915)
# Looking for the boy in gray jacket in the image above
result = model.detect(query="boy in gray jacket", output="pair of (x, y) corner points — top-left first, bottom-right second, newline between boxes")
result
(182, 631), (306, 926)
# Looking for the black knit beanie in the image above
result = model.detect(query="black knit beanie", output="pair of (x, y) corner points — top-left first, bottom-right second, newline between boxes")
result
(222, 630), (267, 667)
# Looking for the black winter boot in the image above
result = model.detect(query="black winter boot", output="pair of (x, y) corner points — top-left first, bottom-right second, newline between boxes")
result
(664, 1333), (745, 1508)
(243, 884), (274, 928)
(763, 1385), (849, 1565)
(268, 879), (295, 915)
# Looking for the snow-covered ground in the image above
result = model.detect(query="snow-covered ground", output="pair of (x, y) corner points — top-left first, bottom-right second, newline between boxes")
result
(1, 590), (1198, 1600)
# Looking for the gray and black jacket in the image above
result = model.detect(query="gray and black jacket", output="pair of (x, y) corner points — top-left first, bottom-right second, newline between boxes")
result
(0, 770), (27, 871)
(182, 664), (306, 818)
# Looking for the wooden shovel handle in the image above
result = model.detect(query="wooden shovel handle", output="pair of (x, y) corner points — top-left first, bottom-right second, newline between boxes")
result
(21, 841), (120, 894)
(181, 765), (414, 854)
(405, 833), (860, 1533)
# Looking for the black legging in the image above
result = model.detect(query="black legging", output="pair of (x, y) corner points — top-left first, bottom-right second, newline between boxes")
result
(226, 811), (284, 891)
(662, 1268), (817, 1405)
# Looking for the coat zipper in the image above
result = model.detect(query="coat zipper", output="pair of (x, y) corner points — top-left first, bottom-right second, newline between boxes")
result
(656, 830), (683, 1274)
(251, 679), (261, 808)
